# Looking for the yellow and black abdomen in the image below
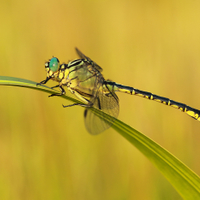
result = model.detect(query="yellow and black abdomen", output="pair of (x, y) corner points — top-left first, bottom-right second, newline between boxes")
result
(106, 80), (200, 121)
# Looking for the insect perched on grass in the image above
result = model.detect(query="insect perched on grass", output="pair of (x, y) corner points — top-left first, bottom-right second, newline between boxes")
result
(37, 48), (200, 134)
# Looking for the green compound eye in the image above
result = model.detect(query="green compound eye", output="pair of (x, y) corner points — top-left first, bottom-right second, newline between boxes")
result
(49, 57), (60, 72)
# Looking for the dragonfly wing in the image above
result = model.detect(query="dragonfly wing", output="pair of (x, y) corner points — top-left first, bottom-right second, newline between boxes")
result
(75, 48), (103, 72)
(84, 85), (119, 135)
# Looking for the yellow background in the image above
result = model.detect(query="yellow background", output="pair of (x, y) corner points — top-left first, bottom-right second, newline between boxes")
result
(0, 0), (200, 199)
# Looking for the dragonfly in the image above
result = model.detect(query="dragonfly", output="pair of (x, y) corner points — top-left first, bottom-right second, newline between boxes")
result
(37, 48), (200, 134)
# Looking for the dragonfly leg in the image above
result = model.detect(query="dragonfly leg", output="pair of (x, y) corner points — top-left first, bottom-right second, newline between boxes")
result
(62, 103), (92, 108)
(49, 85), (66, 97)
(62, 89), (93, 108)
(36, 76), (51, 86)
(51, 84), (60, 89)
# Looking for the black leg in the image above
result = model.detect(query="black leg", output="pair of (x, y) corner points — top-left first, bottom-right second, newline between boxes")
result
(62, 103), (91, 108)
(36, 77), (51, 86)
(51, 85), (60, 89)
(48, 86), (66, 97)
(62, 101), (93, 108)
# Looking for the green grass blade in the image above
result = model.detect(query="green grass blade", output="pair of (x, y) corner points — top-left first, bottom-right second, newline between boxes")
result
(112, 118), (200, 199)
(90, 108), (200, 199)
(0, 76), (200, 199)
(0, 76), (81, 104)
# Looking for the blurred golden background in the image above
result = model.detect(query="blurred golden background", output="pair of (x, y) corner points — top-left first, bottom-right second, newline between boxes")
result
(0, 0), (200, 199)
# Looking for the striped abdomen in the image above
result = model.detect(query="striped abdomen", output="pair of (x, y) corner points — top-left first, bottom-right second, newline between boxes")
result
(106, 81), (200, 121)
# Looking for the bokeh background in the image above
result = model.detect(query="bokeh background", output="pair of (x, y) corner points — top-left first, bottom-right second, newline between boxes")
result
(0, 0), (200, 199)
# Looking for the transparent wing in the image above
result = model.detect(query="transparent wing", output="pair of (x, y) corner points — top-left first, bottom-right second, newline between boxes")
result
(75, 48), (103, 72)
(84, 84), (119, 135)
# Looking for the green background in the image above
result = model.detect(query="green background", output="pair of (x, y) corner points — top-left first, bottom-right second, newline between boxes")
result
(0, 0), (200, 199)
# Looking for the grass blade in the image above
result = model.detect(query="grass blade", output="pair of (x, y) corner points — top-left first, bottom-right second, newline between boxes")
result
(0, 76), (200, 199)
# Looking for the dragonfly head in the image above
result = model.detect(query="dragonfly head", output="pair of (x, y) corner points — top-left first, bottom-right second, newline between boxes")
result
(45, 57), (60, 80)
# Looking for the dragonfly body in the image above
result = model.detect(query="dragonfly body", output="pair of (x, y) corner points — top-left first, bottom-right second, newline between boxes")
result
(38, 48), (200, 134)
